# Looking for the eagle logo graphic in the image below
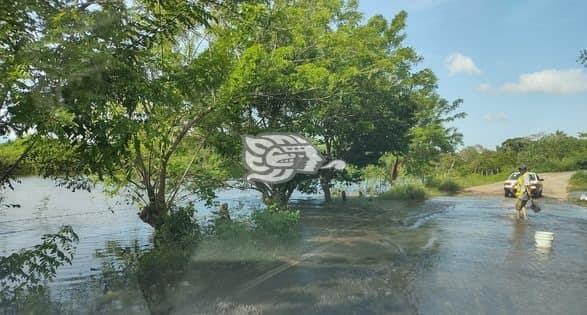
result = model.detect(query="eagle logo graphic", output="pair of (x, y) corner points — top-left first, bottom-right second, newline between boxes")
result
(243, 133), (346, 184)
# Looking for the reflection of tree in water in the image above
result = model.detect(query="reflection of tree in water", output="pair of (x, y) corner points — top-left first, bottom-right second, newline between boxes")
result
(93, 210), (200, 314)
(93, 241), (189, 314)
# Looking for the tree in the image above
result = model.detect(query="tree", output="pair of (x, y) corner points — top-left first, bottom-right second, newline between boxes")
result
(7, 0), (235, 227)
(216, 1), (459, 204)
(0, 0), (61, 187)
(214, 0), (353, 207)
(306, 11), (425, 201)
(401, 89), (465, 179)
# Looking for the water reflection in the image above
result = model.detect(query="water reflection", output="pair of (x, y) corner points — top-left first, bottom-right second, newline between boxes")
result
(510, 219), (528, 251)
(534, 246), (553, 262)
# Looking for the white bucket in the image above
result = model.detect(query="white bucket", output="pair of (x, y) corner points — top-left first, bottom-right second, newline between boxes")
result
(535, 231), (554, 248)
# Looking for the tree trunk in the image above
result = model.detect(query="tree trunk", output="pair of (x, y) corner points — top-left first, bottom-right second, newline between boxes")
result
(139, 196), (168, 229)
(390, 157), (401, 181)
(319, 170), (334, 203)
(255, 182), (294, 210)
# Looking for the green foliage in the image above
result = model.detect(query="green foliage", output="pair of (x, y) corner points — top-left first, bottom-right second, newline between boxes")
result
(153, 205), (201, 249)
(0, 136), (45, 188)
(0, 139), (35, 176)
(569, 171), (587, 191)
(436, 178), (461, 194)
(3, 0), (465, 218)
(2, 0), (234, 227)
(0, 226), (78, 309)
(213, 1), (463, 205)
(455, 172), (510, 188)
(403, 99), (465, 178)
(251, 208), (301, 238)
(213, 220), (251, 240)
(433, 131), (587, 187)
(380, 182), (427, 200)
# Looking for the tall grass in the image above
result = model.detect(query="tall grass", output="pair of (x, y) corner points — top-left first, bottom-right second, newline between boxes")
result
(454, 172), (510, 188)
(380, 181), (427, 200)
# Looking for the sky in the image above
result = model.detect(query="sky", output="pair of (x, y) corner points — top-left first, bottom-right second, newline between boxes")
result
(358, 0), (587, 149)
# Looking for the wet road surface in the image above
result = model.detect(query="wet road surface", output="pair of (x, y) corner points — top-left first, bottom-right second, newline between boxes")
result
(175, 197), (587, 315)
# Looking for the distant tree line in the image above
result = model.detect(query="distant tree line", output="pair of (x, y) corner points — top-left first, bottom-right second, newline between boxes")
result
(434, 131), (587, 178)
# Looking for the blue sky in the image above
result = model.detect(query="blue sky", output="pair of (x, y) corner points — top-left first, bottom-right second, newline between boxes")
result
(359, 0), (587, 149)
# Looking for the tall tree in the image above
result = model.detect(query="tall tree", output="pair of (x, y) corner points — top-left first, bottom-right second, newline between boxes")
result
(7, 0), (234, 227)
(216, 1), (461, 204)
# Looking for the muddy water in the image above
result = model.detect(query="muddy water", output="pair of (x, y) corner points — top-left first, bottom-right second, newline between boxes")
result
(1, 178), (587, 314)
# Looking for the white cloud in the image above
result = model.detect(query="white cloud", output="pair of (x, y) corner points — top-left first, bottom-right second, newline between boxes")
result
(483, 112), (508, 123)
(479, 68), (587, 95)
(444, 52), (481, 75)
(478, 83), (491, 93)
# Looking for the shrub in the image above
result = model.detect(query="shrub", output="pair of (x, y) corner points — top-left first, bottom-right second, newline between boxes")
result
(380, 182), (427, 200)
(251, 208), (300, 238)
(569, 171), (587, 191)
(214, 221), (251, 240)
(437, 178), (461, 194)
(154, 205), (200, 249)
(424, 176), (441, 188)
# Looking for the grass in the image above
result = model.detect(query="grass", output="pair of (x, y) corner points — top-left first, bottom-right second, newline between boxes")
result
(569, 171), (587, 191)
(380, 182), (428, 200)
(453, 172), (510, 188)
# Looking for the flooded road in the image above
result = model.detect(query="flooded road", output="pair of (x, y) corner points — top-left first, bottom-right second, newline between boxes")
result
(1, 178), (587, 314)
(179, 197), (587, 315)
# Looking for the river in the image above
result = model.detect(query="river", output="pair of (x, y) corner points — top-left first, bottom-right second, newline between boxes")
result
(1, 177), (586, 314)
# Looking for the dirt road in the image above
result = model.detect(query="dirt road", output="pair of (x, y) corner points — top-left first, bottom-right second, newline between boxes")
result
(462, 171), (576, 199)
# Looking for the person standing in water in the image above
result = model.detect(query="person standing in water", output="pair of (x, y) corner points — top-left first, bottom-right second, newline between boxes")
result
(514, 165), (531, 220)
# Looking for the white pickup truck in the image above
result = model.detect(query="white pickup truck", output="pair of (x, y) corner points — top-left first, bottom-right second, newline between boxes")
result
(503, 171), (544, 198)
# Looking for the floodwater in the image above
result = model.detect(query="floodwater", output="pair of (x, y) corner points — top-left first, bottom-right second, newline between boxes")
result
(1, 177), (587, 314)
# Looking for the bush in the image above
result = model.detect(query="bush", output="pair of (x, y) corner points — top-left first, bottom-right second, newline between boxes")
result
(154, 205), (200, 249)
(380, 182), (427, 200)
(437, 178), (461, 194)
(213, 221), (251, 240)
(424, 176), (441, 188)
(569, 171), (587, 191)
(251, 208), (300, 238)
